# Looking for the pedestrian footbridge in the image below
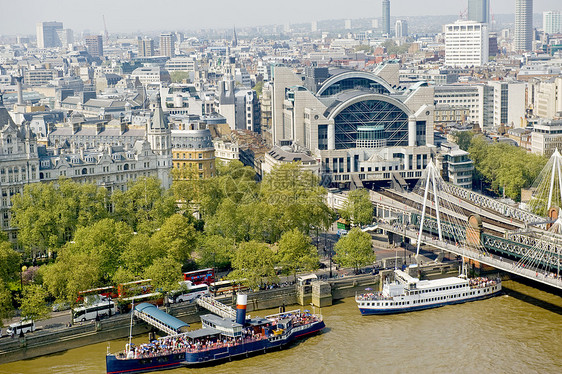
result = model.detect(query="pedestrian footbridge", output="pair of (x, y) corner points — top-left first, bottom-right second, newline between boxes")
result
(133, 303), (189, 336)
(196, 296), (236, 319)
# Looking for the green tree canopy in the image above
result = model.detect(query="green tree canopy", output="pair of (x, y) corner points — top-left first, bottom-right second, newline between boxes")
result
(111, 176), (176, 233)
(340, 189), (373, 227)
(453, 130), (475, 152)
(468, 136), (547, 201)
(143, 257), (183, 294)
(11, 179), (109, 255)
(149, 214), (197, 266)
(170, 71), (190, 83)
(0, 283), (13, 326)
(334, 227), (375, 273)
(0, 240), (21, 286)
(195, 234), (236, 270)
(260, 162), (334, 236)
(277, 228), (319, 280)
(19, 284), (50, 321)
(229, 241), (278, 289)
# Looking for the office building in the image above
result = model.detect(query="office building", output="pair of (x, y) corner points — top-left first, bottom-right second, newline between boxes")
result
(514, 0), (533, 52)
(531, 120), (562, 156)
(382, 0), (390, 36)
(138, 38), (155, 57)
(468, 0), (490, 24)
(85, 35), (103, 57)
(489, 81), (526, 128)
(271, 65), (436, 188)
(543, 10), (561, 34)
(36, 21), (63, 48)
(445, 21), (489, 67)
(395, 19), (408, 38)
(311, 21), (318, 32)
(345, 20), (352, 30)
(159, 33), (176, 58)
(57, 29), (73, 48)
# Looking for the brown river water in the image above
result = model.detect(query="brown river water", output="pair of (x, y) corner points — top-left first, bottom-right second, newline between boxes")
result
(1, 280), (561, 374)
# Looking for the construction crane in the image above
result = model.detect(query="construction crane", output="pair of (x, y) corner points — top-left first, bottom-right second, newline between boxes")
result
(459, 8), (468, 21)
(102, 15), (109, 44)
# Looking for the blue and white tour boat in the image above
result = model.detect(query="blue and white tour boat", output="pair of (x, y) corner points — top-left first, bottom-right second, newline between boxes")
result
(356, 267), (501, 315)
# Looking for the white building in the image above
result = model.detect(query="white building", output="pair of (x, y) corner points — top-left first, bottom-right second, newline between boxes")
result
(489, 81), (527, 128)
(36, 21), (63, 48)
(165, 57), (198, 72)
(434, 85), (494, 130)
(445, 21), (489, 67)
(395, 20), (408, 39)
(531, 120), (562, 156)
(532, 77), (562, 120)
(514, 0), (533, 52)
(543, 10), (562, 34)
(131, 67), (171, 87)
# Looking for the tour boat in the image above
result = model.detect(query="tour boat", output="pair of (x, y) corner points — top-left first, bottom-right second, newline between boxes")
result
(356, 267), (501, 315)
(106, 295), (325, 374)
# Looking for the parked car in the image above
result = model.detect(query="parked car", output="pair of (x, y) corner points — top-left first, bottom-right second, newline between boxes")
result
(52, 302), (71, 312)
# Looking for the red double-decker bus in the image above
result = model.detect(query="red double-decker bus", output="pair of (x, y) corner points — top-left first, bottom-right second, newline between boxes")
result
(76, 286), (116, 303)
(182, 268), (215, 285)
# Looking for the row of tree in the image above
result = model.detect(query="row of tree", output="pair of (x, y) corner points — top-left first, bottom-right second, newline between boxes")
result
(1, 161), (378, 323)
(455, 132), (547, 201)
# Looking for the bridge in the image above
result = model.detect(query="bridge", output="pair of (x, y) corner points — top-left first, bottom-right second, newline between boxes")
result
(327, 152), (562, 290)
(196, 296), (236, 319)
(133, 302), (189, 336)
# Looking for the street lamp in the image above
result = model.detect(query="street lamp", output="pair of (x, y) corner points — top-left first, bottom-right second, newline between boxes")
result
(20, 265), (27, 292)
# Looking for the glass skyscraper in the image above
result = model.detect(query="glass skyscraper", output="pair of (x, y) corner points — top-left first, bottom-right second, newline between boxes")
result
(382, 0), (390, 36)
(468, 0), (490, 24)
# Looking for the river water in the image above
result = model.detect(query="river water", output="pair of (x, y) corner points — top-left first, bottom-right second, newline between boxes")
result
(1, 280), (561, 374)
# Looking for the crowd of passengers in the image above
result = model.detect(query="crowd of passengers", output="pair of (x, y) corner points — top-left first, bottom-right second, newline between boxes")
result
(468, 277), (498, 288)
(124, 312), (319, 359)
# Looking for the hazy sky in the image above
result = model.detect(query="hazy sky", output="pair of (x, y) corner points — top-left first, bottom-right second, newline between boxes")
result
(1, 0), (560, 35)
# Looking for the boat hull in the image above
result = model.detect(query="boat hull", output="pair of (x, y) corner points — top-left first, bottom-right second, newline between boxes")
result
(359, 290), (502, 315)
(106, 320), (325, 374)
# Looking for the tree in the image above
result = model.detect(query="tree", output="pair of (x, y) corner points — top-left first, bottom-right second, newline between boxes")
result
(0, 283), (14, 326)
(260, 162), (334, 236)
(150, 214), (197, 266)
(453, 131), (474, 152)
(341, 189), (373, 227)
(41, 253), (104, 305)
(19, 284), (50, 321)
(144, 257), (183, 294)
(196, 234), (236, 270)
(111, 177), (176, 233)
(11, 179), (109, 255)
(119, 233), (159, 278)
(170, 71), (190, 83)
(253, 81), (264, 98)
(333, 228), (375, 273)
(66, 219), (133, 280)
(229, 241), (278, 289)
(0, 241), (21, 285)
(468, 137), (547, 201)
(277, 229), (319, 281)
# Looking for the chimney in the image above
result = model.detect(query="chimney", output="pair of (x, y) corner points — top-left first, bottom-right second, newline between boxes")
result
(15, 76), (23, 105)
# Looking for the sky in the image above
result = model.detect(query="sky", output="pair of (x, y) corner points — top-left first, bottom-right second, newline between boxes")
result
(0, 0), (560, 35)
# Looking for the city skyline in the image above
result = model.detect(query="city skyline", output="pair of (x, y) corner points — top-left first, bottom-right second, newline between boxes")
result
(0, 0), (561, 35)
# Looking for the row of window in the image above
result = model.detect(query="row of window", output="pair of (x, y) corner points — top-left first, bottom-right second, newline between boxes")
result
(361, 286), (498, 307)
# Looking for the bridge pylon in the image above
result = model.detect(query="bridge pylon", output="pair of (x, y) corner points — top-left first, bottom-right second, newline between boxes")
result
(529, 148), (562, 217)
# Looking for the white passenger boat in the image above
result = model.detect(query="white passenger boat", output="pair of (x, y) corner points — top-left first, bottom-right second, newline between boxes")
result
(356, 267), (501, 315)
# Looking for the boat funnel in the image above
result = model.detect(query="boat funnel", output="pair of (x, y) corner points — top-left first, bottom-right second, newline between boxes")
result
(236, 294), (248, 325)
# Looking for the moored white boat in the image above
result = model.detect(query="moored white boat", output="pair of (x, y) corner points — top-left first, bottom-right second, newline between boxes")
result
(356, 267), (501, 315)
